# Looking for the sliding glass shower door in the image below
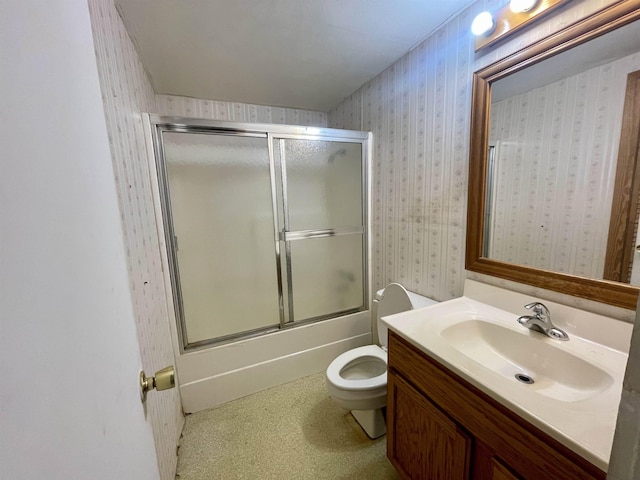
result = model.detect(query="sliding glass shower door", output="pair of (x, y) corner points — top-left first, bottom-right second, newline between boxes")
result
(273, 137), (365, 324)
(152, 119), (369, 350)
(161, 131), (281, 346)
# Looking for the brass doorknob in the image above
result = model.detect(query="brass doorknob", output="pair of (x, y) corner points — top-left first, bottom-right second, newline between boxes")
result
(140, 366), (175, 402)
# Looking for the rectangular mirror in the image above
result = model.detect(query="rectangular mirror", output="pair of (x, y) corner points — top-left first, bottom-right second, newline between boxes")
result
(466, 0), (640, 309)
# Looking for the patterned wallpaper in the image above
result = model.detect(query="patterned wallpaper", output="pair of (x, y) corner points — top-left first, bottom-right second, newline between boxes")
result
(488, 50), (640, 279)
(87, 2), (183, 479)
(88, 2), (329, 477)
(156, 94), (327, 126)
(87, 1), (640, 474)
(329, 9), (475, 301)
(328, 0), (628, 304)
(85, 0), (638, 475)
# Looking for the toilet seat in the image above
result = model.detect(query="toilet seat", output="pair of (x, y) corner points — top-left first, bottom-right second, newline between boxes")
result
(326, 345), (387, 392)
(325, 284), (437, 439)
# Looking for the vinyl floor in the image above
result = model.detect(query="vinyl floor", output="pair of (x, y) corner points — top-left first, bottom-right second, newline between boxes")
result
(175, 373), (400, 479)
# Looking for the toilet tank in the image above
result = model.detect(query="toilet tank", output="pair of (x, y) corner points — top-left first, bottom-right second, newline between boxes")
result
(372, 283), (437, 348)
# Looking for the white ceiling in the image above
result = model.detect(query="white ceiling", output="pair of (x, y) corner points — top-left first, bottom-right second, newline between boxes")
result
(115, 0), (477, 112)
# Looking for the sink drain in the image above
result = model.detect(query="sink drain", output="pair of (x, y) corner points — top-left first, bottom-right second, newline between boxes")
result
(515, 373), (535, 384)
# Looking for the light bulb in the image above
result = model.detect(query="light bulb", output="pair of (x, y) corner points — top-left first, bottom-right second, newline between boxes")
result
(471, 11), (495, 37)
(510, 0), (538, 13)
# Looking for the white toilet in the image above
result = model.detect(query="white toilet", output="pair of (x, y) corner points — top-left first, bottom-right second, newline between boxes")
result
(325, 283), (437, 439)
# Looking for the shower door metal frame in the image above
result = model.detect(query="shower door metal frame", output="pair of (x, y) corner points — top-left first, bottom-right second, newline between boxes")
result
(149, 115), (371, 352)
(270, 132), (368, 327)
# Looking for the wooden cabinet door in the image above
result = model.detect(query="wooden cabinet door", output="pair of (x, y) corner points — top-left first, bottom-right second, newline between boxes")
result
(491, 457), (521, 480)
(387, 371), (471, 480)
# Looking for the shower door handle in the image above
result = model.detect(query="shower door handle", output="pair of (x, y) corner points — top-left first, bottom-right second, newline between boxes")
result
(280, 227), (364, 242)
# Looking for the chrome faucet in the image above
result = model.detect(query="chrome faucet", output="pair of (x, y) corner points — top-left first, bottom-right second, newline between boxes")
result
(517, 302), (569, 341)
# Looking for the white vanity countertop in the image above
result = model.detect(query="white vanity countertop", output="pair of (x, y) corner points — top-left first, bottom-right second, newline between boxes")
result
(381, 281), (633, 471)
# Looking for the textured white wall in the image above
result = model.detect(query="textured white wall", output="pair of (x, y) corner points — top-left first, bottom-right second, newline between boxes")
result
(0, 1), (159, 478)
(87, 1), (183, 479)
(609, 295), (640, 478)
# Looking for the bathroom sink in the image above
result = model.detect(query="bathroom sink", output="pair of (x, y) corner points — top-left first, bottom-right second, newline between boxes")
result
(380, 289), (630, 470)
(439, 318), (613, 402)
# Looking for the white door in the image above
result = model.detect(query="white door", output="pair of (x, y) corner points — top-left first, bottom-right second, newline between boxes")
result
(0, 2), (159, 478)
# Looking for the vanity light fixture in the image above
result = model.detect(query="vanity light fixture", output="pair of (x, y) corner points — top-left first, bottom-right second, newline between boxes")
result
(471, 11), (496, 37)
(510, 0), (538, 13)
(473, 0), (567, 51)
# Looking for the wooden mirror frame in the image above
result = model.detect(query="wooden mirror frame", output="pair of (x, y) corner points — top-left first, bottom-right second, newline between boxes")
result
(466, 0), (640, 310)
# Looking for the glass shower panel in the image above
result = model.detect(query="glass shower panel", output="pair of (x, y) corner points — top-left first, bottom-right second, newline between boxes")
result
(163, 132), (280, 344)
(283, 140), (363, 230)
(289, 235), (364, 321)
(275, 137), (366, 323)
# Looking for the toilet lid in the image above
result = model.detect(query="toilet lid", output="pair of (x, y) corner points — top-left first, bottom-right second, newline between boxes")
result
(377, 283), (413, 347)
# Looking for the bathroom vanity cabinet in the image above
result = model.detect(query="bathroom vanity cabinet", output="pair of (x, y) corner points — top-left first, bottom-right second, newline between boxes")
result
(386, 331), (606, 480)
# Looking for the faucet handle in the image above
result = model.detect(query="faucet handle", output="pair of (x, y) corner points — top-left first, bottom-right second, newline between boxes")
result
(524, 302), (550, 317)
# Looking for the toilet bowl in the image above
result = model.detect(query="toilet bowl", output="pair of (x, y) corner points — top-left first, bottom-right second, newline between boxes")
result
(326, 283), (437, 439)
